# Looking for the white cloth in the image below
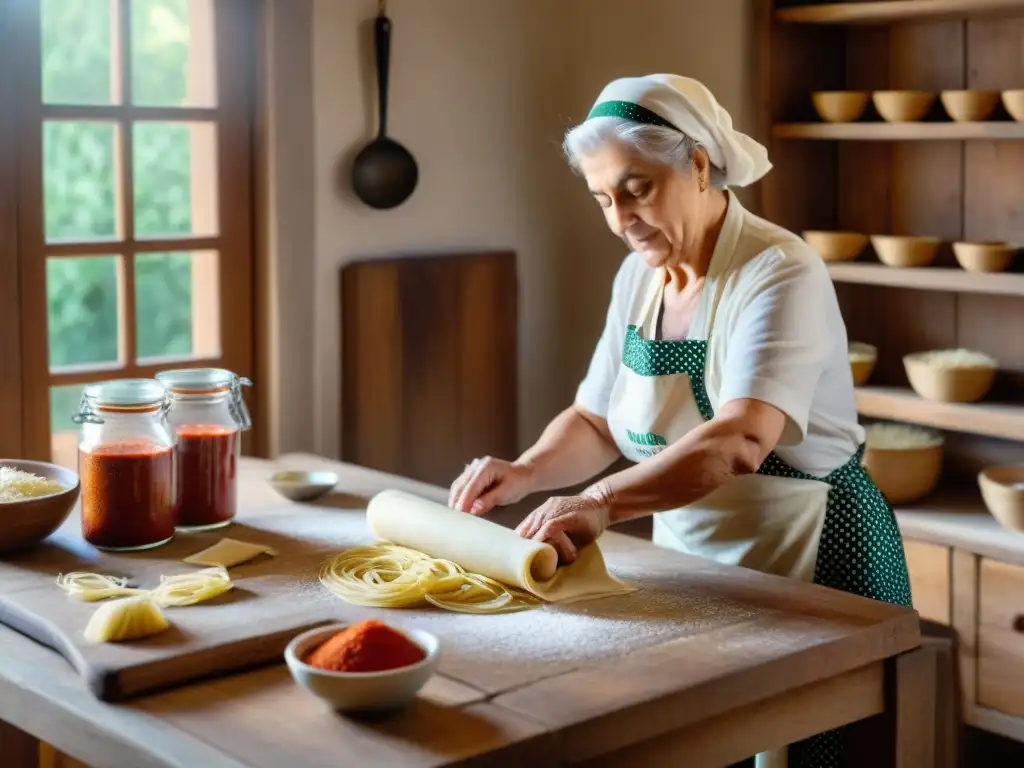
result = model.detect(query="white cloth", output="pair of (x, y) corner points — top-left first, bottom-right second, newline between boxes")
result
(576, 191), (864, 478)
(590, 74), (772, 187)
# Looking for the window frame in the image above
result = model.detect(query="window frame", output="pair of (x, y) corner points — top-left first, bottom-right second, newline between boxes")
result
(3, 0), (264, 462)
(0, 0), (24, 458)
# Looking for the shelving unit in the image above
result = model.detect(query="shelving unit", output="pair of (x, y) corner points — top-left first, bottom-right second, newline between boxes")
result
(757, 0), (1024, 461)
(759, 0), (1024, 748)
(895, 490), (1024, 567)
(777, 0), (1024, 25)
(856, 386), (1024, 441)
(827, 263), (1024, 296)
(774, 122), (1024, 141)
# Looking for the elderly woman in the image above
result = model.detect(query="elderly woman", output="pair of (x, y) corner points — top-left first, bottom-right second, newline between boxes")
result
(449, 74), (912, 768)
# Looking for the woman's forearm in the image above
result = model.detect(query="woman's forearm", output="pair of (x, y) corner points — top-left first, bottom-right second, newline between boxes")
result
(586, 399), (785, 523)
(516, 405), (621, 494)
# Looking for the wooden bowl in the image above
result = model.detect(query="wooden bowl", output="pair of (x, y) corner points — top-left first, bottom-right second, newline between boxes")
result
(870, 235), (940, 268)
(849, 342), (877, 386)
(903, 350), (997, 403)
(952, 241), (1016, 273)
(978, 465), (1024, 533)
(940, 90), (999, 122)
(803, 230), (868, 263)
(1002, 90), (1024, 122)
(862, 423), (943, 505)
(872, 91), (936, 123)
(812, 91), (870, 123)
(0, 460), (80, 554)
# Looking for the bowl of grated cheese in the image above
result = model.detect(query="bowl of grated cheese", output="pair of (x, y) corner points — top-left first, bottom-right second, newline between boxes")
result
(862, 422), (944, 505)
(0, 460), (79, 554)
(903, 348), (998, 403)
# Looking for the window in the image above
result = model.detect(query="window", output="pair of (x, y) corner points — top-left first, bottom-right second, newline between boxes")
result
(0, 0), (259, 466)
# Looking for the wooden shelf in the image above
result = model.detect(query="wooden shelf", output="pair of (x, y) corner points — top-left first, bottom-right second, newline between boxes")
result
(777, 0), (1024, 25)
(773, 122), (1024, 141)
(856, 387), (1024, 441)
(894, 489), (1024, 566)
(828, 263), (1024, 297)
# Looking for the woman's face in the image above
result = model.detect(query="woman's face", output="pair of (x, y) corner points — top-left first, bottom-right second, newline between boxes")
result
(578, 141), (708, 268)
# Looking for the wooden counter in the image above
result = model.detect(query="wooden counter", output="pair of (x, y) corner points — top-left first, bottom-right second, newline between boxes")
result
(0, 454), (931, 768)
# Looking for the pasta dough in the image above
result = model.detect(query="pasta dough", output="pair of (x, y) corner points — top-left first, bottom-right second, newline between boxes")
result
(83, 596), (170, 643)
(57, 567), (233, 607)
(321, 544), (541, 613)
(365, 489), (633, 603)
(183, 539), (277, 568)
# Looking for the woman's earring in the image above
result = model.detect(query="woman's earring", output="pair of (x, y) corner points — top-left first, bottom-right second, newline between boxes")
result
(698, 176), (707, 192)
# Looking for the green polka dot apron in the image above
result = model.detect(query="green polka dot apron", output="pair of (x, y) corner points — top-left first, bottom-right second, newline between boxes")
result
(605, 269), (912, 768)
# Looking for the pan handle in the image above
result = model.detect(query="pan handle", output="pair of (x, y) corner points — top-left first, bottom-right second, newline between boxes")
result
(374, 9), (391, 139)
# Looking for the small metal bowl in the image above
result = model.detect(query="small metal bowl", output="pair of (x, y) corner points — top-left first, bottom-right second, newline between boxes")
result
(267, 470), (339, 502)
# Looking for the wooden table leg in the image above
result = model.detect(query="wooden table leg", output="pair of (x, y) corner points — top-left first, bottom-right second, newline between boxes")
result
(848, 645), (936, 768)
(0, 719), (40, 768)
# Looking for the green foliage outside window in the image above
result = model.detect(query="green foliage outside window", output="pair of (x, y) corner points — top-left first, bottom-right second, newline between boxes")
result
(41, 0), (205, 430)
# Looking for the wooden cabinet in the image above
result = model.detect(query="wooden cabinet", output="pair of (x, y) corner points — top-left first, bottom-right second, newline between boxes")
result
(905, 541), (951, 625)
(899, 525), (1024, 748)
(978, 560), (1024, 719)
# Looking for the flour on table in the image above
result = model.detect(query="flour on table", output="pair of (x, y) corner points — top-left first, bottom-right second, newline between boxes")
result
(210, 508), (765, 693)
(325, 565), (762, 694)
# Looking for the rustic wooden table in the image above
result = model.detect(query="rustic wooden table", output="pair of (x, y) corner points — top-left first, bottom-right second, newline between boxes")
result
(0, 454), (933, 768)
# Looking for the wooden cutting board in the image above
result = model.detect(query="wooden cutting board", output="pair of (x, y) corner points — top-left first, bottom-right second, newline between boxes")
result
(340, 251), (518, 488)
(0, 457), (922, 709)
(0, 504), (358, 702)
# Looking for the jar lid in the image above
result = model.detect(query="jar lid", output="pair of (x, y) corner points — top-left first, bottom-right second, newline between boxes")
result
(85, 378), (168, 407)
(156, 368), (237, 393)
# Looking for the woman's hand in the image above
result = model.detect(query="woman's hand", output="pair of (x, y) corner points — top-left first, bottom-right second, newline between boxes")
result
(448, 457), (535, 516)
(515, 493), (611, 565)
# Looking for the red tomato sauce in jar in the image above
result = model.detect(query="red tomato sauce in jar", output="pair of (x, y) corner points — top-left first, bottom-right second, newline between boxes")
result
(79, 439), (175, 550)
(174, 424), (240, 529)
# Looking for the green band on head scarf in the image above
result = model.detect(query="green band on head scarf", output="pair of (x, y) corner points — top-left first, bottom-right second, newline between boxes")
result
(583, 75), (773, 188)
(586, 100), (680, 132)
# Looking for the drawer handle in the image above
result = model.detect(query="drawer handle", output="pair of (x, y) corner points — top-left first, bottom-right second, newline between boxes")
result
(1014, 616), (1024, 633)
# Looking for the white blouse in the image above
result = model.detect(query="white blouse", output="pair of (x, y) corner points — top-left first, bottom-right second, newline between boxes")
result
(575, 192), (864, 478)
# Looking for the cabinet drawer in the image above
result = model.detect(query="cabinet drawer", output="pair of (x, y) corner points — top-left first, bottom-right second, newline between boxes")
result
(978, 559), (1024, 717)
(904, 540), (950, 624)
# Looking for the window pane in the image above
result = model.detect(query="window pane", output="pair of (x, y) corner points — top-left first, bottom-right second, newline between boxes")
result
(43, 121), (120, 243)
(50, 384), (85, 470)
(132, 0), (216, 107)
(133, 121), (218, 238)
(41, 0), (118, 105)
(50, 384), (85, 435)
(135, 250), (220, 361)
(47, 255), (122, 370)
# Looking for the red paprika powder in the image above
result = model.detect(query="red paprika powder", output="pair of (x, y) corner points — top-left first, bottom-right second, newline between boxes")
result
(306, 620), (426, 673)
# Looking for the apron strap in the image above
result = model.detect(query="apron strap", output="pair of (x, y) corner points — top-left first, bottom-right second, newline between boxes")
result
(635, 268), (667, 340)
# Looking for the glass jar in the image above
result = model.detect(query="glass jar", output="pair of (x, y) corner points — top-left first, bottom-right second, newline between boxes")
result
(75, 379), (176, 551)
(155, 368), (252, 531)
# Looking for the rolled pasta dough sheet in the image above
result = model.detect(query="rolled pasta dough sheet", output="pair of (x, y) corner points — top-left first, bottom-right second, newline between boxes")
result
(366, 489), (633, 603)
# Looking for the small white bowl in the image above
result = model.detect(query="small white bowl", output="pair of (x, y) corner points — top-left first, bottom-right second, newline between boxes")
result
(267, 470), (339, 502)
(285, 623), (439, 712)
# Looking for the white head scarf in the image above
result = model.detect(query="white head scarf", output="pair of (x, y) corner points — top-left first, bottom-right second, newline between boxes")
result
(586, 74), (771, 188)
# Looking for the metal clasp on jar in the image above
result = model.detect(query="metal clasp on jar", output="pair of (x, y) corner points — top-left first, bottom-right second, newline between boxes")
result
(229, 375), (254, 430)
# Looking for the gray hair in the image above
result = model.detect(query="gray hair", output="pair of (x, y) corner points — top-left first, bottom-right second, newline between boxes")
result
(562, 117), (726, 189)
